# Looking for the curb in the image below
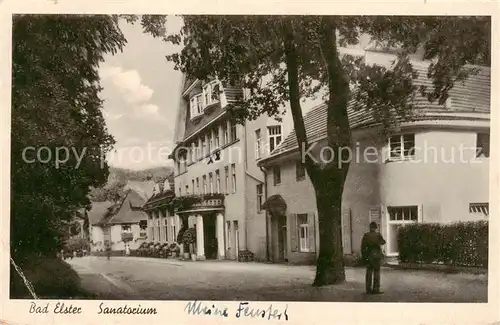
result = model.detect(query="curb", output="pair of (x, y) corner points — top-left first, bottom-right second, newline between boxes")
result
(384, 262), (488, 275)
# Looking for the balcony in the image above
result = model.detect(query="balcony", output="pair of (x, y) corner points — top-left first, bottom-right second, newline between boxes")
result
(189, 80), (230, 122)
(172, 193), (225, 213)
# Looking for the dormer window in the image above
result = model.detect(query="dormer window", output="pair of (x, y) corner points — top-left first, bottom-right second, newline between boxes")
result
(190, 93), (203, 121)
(203, 80), (222, 114)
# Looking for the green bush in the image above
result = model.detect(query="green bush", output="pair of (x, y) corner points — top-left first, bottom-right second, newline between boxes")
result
(10, 255), (93, 299)
(397, 221), (488, 268)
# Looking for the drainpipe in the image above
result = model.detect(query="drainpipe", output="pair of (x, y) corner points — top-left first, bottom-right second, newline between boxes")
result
(243, 122), (248, 254)
(259, 166), (270, 262)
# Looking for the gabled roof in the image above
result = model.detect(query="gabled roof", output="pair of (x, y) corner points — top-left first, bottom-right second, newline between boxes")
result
(87, 201), (114, 225)
(143, 188), (175, 211)
(101, 190), (148, 225)
(263, 63), (490, 162)
(123, 180), (155, 201)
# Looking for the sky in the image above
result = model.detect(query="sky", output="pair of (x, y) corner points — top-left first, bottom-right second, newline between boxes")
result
(99, 16), (183, 170)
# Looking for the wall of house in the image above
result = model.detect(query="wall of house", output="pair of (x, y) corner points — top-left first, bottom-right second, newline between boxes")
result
(264, 131), (381, 264)
(90, 226), (105, 252)
(110, 225), (123, 251)
(244, 173), (268, 261)
(379, 126), (490, 254)
(174, 123), (247, 259)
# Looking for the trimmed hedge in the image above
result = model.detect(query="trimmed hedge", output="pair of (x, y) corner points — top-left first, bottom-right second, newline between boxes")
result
(397, 221), (488, 268)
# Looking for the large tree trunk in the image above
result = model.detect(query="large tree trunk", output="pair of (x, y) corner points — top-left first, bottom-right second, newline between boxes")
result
(312, 19), (352, 286)
(282, 17), (351, 286)
(312, 172), (346, 285)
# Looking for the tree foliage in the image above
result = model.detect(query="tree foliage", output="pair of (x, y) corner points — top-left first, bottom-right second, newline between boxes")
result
(11, 14), (167, 258)
(159, 15), (490, 285)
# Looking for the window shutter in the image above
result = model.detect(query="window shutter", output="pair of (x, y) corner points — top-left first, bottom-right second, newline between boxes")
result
(342, 208), (352, 254)
(307, 213), (316, 253)
(289, 213), (298, 252)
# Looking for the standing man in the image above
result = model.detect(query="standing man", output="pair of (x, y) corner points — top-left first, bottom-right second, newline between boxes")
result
(361, 221), (386, 294)
(105, 243), (111, 260)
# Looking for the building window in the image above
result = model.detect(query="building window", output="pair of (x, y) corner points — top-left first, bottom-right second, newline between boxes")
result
(204, 83), (211, 107)
(196, 177), (200, 194)
(231, 121), (238, 142)
(139, 220), (147, 238)
(202, 136), (207, 157)
(231, 164), (236, 193)
(273, 166), (281, 186)
(297, 214), (310, 252)
(257, 184), (263, 213)
(190, 93), (203, 118)
(192, 179), (195, 193)
(222, 123), (228, 145)
(214, 127), (220, 148)
(209, 173), (214, 193)
(226, 221), (231, 249)
(208, 132), (213, 153)
(296, 161), (305, 181)
(197, 138), (203, 158)
(476, 133), (490, 158)
(182, 152), (187, 171)
(203, 175), (207, 194)
(268, 125), (282, 152)
(469, 203), (489, 216)
(255, 129), (262, 159)
(164, 218), (168, 242)
(191, 142), (197, 161)
(387, 205), (419, 255)
(185, 184), (189, 194)
(389, 134), (415, 160)
(215, 170), (221, 194)
(225, 166), (229, 194)
(203, 81), (220, 107)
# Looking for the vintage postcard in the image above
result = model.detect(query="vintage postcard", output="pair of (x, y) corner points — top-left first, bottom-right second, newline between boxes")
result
(0, 0), (498, 324)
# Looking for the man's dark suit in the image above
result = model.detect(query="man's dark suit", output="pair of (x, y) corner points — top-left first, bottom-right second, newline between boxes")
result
(361, 231), (386, 293)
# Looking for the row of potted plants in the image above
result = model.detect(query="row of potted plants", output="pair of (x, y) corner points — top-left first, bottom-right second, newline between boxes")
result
(136, 242), (181, 258)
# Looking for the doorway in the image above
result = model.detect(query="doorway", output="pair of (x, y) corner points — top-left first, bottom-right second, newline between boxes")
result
(277, 215), (287, 262)
(203, 213), (217, 259)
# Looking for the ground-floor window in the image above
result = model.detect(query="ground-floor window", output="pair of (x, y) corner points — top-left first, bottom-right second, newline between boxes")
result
(139, 220), (147, 238)
(386, 205), (419, 255)
(290, 213), (315, 253)
(226, 221), (231, 250)
(164, 219), (168, 242)
(297, 214), (309, 252)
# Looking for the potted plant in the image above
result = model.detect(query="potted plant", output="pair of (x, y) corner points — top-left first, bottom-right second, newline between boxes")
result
(169, 243), (179, 258)
(182, 228), (197, 260)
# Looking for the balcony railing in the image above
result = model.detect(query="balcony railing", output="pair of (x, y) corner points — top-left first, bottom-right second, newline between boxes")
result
(172, 193), (225, 212)
(192, 198), (224, 208)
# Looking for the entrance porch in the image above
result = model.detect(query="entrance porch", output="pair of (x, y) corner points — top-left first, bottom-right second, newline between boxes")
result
(178, 211), (226, 261)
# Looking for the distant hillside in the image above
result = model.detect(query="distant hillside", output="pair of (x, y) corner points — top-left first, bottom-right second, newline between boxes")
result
(107, 166), (174, 184)
(89, 166), (174, 202)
